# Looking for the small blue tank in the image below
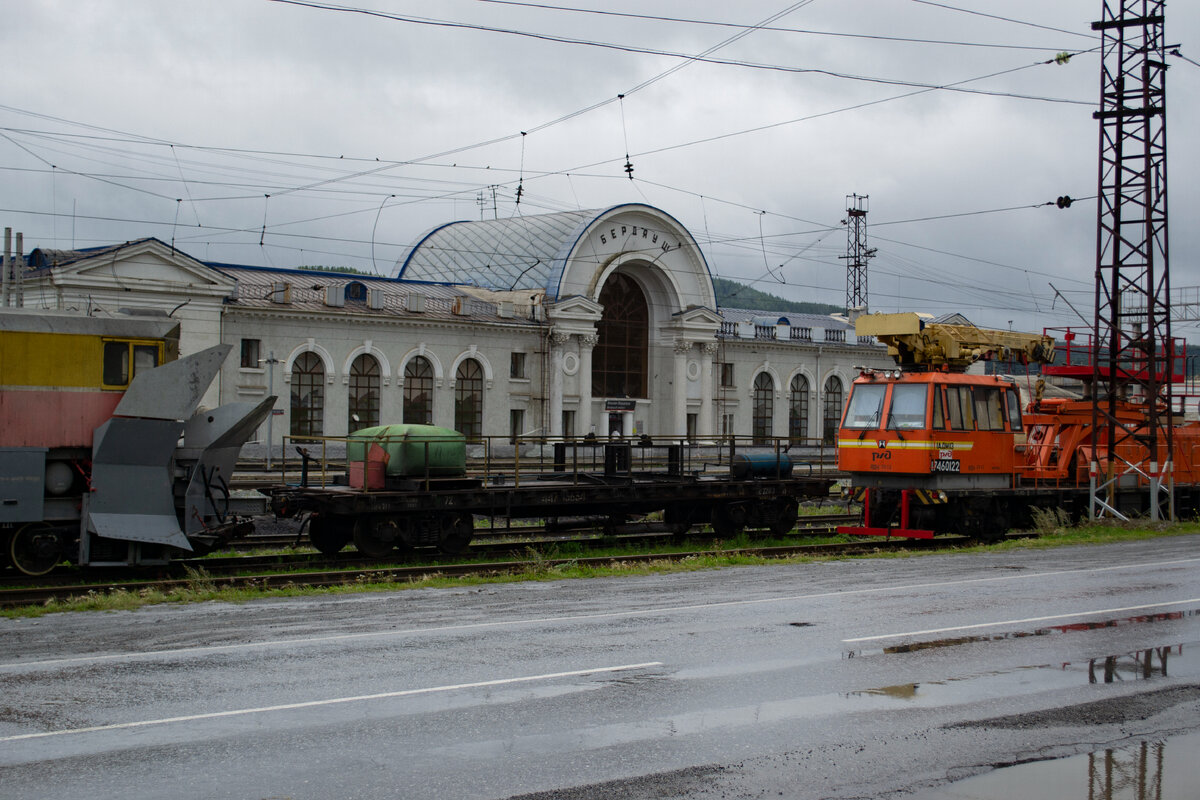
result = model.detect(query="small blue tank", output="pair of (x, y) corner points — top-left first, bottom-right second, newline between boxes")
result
(730, 453), (794, 479)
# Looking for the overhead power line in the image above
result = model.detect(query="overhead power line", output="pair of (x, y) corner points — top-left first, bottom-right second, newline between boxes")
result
(908, 0), (1099, 40)
(268, 1), (1093, 106)
(476, 0), (1082, 53)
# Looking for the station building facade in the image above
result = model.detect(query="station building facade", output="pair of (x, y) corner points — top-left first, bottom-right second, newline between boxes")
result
(17, 203), (890, 448)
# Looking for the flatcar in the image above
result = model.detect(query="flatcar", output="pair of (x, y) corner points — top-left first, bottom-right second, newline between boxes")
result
(0, 307), (273, 574)
(836, 313), (1200, 539)
(266, 424), (834, 557)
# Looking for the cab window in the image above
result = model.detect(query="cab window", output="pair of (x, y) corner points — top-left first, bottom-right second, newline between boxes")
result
(1005, 387), (1023, 430)
(842, 383), (886, 429)
(975, 386), (1005, 431)
(133, 344), (158, 377)
(887, 384), (928, 430)
(102, 340), (162, 388)
(932, 387), (945, 429)
(946, 385), (975, 430)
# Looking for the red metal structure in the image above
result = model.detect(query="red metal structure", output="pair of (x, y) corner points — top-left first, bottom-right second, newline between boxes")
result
(1090, 0), (1173, 521)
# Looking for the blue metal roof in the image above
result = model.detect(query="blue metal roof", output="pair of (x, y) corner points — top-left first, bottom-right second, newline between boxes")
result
(393, 209), (600, 292)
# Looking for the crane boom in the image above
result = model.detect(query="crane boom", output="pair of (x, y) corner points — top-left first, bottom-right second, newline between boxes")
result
(856, 312), (1055, 372)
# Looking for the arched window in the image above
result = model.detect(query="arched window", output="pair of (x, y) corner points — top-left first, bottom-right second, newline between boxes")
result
(789, 374), (809, 444)
(455, 359), (484, 438)
(403, 356), (433, 425)
(348, 354), (380, 433)
(594, 273), (649, 398)
(822, 375), (844, 446)
(290, 352), (324, 438)
(752, 372), (774, 444)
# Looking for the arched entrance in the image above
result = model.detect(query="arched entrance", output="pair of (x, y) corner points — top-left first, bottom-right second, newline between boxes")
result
(594, 272), (648, 435)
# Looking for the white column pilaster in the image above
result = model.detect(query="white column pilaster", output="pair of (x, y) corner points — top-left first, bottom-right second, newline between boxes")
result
(549, 329), (570, 437)
(700, 341), (719, 437)
(673, 339), (691, 438)
(578, 333), (598, 435)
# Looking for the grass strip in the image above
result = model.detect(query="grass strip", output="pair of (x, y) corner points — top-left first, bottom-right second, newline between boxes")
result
(3, 521), (1197, 618)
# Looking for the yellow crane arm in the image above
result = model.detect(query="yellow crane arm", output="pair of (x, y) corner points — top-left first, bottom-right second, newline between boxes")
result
(855, 312), (1055, 371)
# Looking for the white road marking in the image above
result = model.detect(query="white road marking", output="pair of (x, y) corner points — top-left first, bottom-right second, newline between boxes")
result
(3, 555), (1198, 671)
(0, 661), (662, 743)
(842, 597), (1200, 642)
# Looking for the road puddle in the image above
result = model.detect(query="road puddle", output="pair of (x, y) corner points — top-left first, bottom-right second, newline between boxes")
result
(843, 642), (1197, 707)
(845, 608), (1200, 658)
(922, 731), (1200, 799)
(435, 644), (1194, 759)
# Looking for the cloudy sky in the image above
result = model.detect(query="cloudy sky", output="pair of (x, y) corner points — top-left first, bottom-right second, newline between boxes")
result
(4, 1), (1198, 334)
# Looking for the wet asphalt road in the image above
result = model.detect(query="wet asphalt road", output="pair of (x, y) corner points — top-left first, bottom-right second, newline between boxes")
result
(1, 536), (1198, 800)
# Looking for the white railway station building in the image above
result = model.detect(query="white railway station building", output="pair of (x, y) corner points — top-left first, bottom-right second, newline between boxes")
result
(17, 203), (889, 448)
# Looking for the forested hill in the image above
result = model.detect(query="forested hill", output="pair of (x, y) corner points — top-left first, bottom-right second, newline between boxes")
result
(712, 277), (842, 315)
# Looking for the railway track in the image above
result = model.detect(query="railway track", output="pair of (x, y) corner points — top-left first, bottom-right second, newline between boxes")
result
(0, 517), (857, 592)
(0, 531), (1001, 609)
(228, 512), (859, 551)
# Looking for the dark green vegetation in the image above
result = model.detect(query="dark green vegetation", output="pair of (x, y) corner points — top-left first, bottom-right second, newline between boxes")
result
(296, 264), (381, 276)
(712, 277), (843, 315)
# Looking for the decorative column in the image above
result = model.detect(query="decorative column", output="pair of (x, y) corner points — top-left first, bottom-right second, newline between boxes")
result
(700, 341), (719, 437)
(673, 339), (691, 438)
(549, 329), (571, 437)
(578, 333), (598, 435)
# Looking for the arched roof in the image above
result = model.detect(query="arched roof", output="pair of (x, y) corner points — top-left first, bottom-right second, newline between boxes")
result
(391, 204), (714, 306)
(392, 209), (597, 291)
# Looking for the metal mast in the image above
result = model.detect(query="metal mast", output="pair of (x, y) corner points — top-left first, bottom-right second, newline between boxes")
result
(1090, 0), (1172, 521)
(841, 193), (874, 320)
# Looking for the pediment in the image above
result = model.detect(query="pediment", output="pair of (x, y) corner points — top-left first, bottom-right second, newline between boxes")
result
(55, 239), (234, 295)
(546, 294), (603, 321)
(674, 306), (723, 326)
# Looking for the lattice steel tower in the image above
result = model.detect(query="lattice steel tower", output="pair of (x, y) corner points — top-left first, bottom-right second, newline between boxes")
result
(1090, 0), (1173, 520)
(842, 194), (874, 319)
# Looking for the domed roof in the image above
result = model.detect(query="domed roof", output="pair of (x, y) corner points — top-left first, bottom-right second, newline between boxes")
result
(392, 204), (714, 307)
(392, 208), (600, 293)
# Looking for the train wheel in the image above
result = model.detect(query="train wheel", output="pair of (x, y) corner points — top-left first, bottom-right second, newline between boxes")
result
(10, 522), (65, 576)
(664, 504), (695, 539)
(307, 515), (351, 555)
(437, 513), (474, 555)
(711, 503), (746, 538)
(977, 506), (1010, 542)
(768, 498), (799, 536)
(353, 517), (399, 558)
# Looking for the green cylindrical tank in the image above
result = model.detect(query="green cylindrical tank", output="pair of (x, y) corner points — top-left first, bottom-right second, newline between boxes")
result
(346, 424), (466, 477)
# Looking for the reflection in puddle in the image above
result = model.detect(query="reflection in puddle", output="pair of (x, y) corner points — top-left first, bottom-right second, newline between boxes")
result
(437, 643), (1197, 761)
(923, 732), (1200, 800)
(1086, 646), (1173, 684)
(854, 609), (1200, 658)
(844, 643), (1196, 705)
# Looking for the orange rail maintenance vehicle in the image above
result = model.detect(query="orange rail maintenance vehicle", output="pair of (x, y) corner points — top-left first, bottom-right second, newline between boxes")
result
(836, 313), (1200, 540)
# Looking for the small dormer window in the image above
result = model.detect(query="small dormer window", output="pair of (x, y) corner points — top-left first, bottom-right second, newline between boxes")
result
(346, 281), (367, 303)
